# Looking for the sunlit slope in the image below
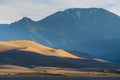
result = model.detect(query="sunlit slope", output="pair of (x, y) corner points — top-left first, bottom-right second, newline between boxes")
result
(0, 40), (119, 68)
(0, 42), (22, 51)
(0, 40), (80, 68)
(0, 40), (79, 58)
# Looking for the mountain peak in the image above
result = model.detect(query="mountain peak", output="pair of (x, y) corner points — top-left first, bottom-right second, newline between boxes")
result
(63, 8), (106, 14)
(9, 17), (36, 26)
(64, 8), (104, 10)
(52, 8), (117, 20)
(20, 17), (32, 22)
(11, 17), (34, 25)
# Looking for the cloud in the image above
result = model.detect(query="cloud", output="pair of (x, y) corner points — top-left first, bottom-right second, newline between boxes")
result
(0, 0), (119, 24)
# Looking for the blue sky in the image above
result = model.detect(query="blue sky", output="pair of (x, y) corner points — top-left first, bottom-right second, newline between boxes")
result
(0, 0), (119, 24)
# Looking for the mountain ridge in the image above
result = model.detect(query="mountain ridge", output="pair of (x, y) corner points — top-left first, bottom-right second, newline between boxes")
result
(0, 8), (120, 63)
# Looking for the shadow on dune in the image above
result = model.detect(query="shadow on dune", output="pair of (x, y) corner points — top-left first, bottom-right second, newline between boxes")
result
(0, 49), (119, 69)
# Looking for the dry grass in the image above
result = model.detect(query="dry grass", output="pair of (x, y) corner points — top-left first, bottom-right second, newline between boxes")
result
(33, 67), (120, 77)
(0, 66), (119, 77)
(0, 65), (35, 76)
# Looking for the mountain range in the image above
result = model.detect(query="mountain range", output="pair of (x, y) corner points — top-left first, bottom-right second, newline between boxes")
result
(0, 8), (120, 63)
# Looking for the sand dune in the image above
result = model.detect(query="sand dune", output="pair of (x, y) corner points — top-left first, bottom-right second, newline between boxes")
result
(0, 40), (119, 69)
(6, 40), (79, 58)
(0, 40), (119, 76)
(0, 42), (21, 51)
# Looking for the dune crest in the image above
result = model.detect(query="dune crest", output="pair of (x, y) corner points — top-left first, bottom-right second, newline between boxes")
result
(1, 40), (79, 59)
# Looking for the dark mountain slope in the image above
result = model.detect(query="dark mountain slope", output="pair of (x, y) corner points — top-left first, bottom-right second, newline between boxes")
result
(38, 8), (120, 63)
(38, 8), (120, 50)
(0, 24), (8, 29)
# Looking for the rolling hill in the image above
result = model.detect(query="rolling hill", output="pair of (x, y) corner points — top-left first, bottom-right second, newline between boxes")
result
(0, 40), (119, 69)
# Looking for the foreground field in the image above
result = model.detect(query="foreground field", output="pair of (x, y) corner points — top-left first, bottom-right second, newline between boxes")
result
(0, 77), (120, 80)
(0, 66), (120, 77)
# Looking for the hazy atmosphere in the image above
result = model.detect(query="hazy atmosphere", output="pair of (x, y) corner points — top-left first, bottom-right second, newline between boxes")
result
(0, 0), (120, 23)
(0, 0), (120, 79)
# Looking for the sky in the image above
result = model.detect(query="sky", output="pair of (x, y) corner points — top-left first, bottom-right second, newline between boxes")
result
(0, 0), (120, 24)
